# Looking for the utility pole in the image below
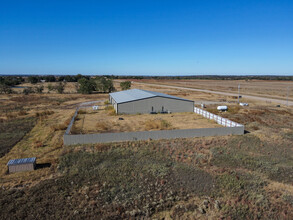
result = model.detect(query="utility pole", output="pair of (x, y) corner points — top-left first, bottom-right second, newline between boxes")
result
(238, 84), (240, 104)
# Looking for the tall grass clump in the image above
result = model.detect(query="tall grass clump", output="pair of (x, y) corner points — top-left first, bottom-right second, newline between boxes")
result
(50, 117), (71, 132)
(35, 110), (54, 117)
(144, 119), (172, 130)
(96, 121), (112, 133)
(105, 105), (116, 116)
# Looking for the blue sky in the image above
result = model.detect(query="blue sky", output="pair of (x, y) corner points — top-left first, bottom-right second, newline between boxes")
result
(0, 0), (292, 75)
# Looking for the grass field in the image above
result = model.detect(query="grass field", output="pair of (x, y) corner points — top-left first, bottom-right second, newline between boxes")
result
(0, 80), (293, 219)
(127, 79), (293, 101)
(0, 117), (36, 157)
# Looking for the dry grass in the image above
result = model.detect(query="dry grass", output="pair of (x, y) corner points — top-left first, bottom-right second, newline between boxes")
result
(50, 117), (72, 132)
(18, 110), (27, 116)
(72, 109), (221, 134)
(35, 110), (54, 117)
(129, 79), (293, 100)
(78, 109), (87, 114)
(104, 105), (116, 116)
(33, 139), (44, 148)
(144, 118), (172, 130)
(0, 92), (99, 187)
(95, 121), (112, 132)
(5, 112), (17, 119)
(0, 110), (67, 187)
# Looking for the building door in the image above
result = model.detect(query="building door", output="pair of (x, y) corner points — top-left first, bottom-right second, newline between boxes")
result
(152, 106), (154, 112)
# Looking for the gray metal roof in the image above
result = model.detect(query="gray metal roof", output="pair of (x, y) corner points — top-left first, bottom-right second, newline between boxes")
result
(109, 89), (193, 104)
(7, 157), (36, 166)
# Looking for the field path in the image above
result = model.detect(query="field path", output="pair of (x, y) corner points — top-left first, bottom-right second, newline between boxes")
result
(132, 81), (293, 106)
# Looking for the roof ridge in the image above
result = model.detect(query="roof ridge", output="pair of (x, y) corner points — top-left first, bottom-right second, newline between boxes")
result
(110, 88), (193, 104)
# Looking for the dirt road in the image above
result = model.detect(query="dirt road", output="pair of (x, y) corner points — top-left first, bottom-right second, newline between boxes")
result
(133, 81), (293, 106)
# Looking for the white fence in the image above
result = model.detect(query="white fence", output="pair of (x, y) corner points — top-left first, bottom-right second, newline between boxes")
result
(194, 107), (243, 127)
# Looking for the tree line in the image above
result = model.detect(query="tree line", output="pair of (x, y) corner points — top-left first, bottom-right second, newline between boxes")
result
(0, 75), (131, 94)
(1, 73), (292, 94)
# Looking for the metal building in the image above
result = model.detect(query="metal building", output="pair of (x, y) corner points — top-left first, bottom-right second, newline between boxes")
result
(109, 89), (194, 114)
(7, 157), (36, 173)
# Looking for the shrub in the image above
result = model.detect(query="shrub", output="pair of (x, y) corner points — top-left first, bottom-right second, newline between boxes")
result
(47, 84), (54, 93)
(35, 85), (44, 94)
(108, 109), (116, 116)
(95, 77), (115, 93)
(28, 76), (39, 84)
(56, 82), (65, 94)
(0, 84), (13, 94)
(23, 87), (34, 95)
(120, 81), (131, 90)
(104, 105), (116, 115)
(77, 78), (96, 94)
(96, 121), (112, 132)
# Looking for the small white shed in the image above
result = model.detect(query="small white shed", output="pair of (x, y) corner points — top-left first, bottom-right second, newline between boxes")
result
(92, 105), (99, 110)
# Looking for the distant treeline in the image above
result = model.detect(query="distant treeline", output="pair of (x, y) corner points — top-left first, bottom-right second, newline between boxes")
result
(0, 74), (86, 87)
(1, 74), (293, 86)
(0, 74), (117, 94)
(112, 75), (293, 81)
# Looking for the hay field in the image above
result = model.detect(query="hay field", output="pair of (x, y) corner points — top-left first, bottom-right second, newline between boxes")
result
(72, 108), (221, 134)
(127, 79), (293, 100)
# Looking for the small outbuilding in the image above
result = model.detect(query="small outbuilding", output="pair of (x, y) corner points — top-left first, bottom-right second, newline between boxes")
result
(7, 157), (36, 173)
(109, 89), (194, 114)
